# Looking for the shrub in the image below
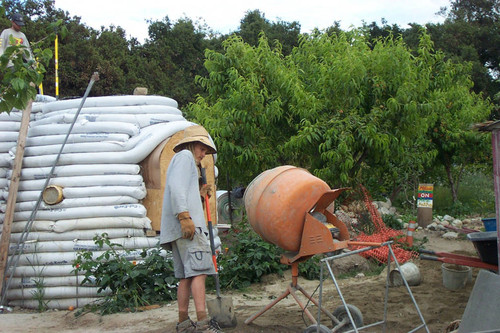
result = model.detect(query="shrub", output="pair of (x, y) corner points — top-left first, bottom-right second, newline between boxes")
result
(73, 234), (177, 315)
(217, 220), (287, 290)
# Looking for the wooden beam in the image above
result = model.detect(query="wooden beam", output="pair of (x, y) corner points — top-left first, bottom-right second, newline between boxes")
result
(0, 100), (32, 298)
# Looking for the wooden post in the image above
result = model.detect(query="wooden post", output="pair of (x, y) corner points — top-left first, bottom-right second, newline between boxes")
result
(0, 100), (32, 299)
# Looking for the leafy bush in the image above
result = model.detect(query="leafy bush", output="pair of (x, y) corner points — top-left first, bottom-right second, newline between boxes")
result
(217, 220), (287, 290)
(73, 234), (177, 315)
(382, 214), (404, 230)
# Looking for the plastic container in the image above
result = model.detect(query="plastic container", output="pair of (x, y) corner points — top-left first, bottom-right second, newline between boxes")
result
(442, 263), (471, 291)
(467, 231), (498, 265)
(481, 218), (497, 232)
(389, 262), (421, 287)
(244, 166), (332, 252)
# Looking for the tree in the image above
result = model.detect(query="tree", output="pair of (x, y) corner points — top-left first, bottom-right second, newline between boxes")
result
(188, 30), (491, 202)
(237, 9), (300, 56)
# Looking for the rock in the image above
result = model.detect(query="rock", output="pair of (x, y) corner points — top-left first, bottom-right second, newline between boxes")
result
(328, 254), (371, 276)
(451, 219), (463, 228)
(355, 273), (365, 278)
(441, 220), (450, 226)
(442, 232), (459, 239)
(379, 207), (391, 215)
(427, 222), (438, 230)
(443, 215), (454, 222)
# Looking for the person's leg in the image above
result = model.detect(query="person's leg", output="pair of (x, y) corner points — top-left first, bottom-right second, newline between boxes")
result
(178, 278), (192, 322)
(191, 274), (207, 321)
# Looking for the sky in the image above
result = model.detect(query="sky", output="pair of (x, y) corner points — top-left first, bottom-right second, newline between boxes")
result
(54, 0), (451, 43)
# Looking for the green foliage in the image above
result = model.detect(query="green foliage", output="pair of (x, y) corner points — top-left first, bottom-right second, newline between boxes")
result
(432, 171), (495, 217)
(217, 220), (287, 290)
(31, 277), (49, 312)
(381, 214), (404, 230)
(298, 255), (322, 280)
(73, 234), (177, 315)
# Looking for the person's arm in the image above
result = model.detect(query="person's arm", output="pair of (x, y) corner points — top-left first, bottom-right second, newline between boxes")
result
(0, 30), (7, 57)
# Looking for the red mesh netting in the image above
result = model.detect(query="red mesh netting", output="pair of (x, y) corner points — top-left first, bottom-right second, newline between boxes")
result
(348, 185), (418, 264)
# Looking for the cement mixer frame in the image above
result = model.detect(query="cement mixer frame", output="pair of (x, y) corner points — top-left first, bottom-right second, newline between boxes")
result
(308, 241), (429, 333)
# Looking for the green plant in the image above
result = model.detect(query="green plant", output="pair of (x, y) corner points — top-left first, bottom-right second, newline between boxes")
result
(30, 277), (49, 312)
(217, 220), (287, 290)
(381, 214), (404, 230)
(73, 233), (177, 315)
(298, 255), (322, 280)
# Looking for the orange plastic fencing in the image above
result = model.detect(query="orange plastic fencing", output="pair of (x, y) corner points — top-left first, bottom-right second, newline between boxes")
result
(349, 185), (418, 264)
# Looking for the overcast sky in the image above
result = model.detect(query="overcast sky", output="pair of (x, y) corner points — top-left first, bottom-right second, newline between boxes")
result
(55, 0), (451, 43)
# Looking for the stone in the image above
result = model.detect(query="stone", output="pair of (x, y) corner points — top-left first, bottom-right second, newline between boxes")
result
(442, 232), (459, 239)
(451, 219), (463, 228)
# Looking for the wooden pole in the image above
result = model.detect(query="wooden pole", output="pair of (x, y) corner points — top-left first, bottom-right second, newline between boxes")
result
(0, 100), (32, 299)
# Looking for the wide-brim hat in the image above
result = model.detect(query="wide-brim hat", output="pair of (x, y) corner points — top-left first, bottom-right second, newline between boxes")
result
(11, 13), (25, 26)
(173, 125), (217, 154)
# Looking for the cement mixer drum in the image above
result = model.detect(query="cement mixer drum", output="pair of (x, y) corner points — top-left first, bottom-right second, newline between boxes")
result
(244, 165), (334, 252)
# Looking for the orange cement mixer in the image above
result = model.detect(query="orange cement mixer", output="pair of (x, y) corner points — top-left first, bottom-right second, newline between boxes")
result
(243, 166), (378, 327)
(244, 165), (350, 263)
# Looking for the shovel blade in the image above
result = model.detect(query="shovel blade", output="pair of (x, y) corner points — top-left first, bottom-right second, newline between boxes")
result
(207, 296), (237, 328)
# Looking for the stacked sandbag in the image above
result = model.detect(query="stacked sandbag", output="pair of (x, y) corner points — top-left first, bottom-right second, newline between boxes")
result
(0, 95), (194, 309)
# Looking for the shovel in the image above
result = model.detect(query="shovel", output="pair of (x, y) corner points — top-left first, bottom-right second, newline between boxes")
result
(201, 169), (237, 328)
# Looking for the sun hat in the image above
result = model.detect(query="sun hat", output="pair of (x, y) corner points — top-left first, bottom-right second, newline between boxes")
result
(173, 125), (217, 154)
(11, 13), (25, 26)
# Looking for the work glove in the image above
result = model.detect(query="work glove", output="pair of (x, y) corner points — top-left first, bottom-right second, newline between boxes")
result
(178, 211), (195, 240)
(200, 184), (212, 199)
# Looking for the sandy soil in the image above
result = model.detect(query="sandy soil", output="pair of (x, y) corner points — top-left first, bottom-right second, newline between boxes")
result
(1, 230), (485, 333)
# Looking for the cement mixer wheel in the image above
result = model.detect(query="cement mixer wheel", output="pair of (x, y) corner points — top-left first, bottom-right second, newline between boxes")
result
(303, 324), (331, 333)
(332, 304), (363, 332)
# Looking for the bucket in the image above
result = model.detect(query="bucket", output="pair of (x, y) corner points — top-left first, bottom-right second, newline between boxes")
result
(481, 218), (497, 232)
(389, 262), (421, 287)
(441, 263), (471, 291)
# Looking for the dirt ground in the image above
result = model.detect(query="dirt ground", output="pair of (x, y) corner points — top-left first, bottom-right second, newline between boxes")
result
(0, 230), (487, 333)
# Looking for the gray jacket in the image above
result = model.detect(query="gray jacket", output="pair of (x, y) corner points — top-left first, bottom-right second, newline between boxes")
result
(160, 150), (207, 245)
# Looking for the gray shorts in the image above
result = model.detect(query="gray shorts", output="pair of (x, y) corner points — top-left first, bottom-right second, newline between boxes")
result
(170, 228), (216, 279)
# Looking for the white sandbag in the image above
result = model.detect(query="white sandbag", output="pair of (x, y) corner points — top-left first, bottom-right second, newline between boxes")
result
(21, 121), (183, 156)
(8, 297), (102, 310)
(12, 248), (146, 266)
(9, 264), (78, 277)
(9, 228), (146, 242)
(10, 237), (159, 253)
(12, 196), (139, 213)
(33, 112), (185, 128)
(5, 184), (147, 202)
(12, 204), (147, 221)
(42, 95), (178, 113)
(20, 121), (193, 167)
(35, 94), (57, 103)
(27, 121), (140, 137)
(38, 104), (183, 119)
(6, 286), (109, 300)
(9, 275), (92, 289)
(26, 133), (130, 146)
(0, 178), (7, 189)
(0, 154), (11, 168)
(0, 121), (21, 131)
(0, 141), (17, 153)
(17, 174), (144, 191)
(8, 164), (140, 180)
(9, 217), (151, 233)
(0, 131), (21, 142)
(0, 111), (22, 121)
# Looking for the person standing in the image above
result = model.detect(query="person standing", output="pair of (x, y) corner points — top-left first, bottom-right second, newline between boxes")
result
(160, 125), (222, 333)
(0, 12), (33, 67)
